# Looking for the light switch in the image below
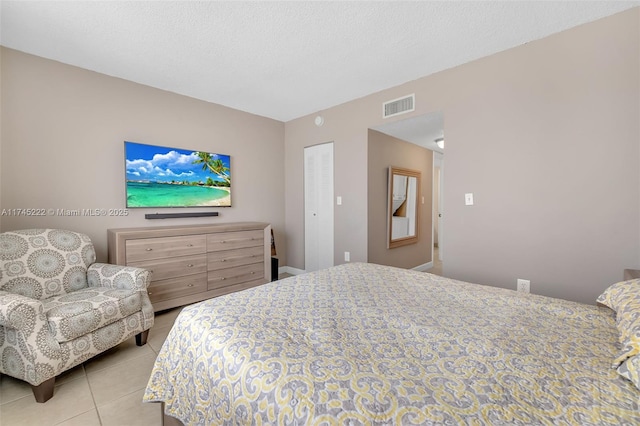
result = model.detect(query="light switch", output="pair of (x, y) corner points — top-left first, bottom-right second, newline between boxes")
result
(337, 196), (342, 205)
(465, 193), (474, 206)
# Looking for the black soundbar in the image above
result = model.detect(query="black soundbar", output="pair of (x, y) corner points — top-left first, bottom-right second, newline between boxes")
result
(144, 212), (219, 219)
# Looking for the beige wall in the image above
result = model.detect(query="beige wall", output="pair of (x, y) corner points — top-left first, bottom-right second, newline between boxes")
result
(0, 47), (3, 230)
(367, 130), (433, 269)
(1, 9), (638, 304)
(285, 8), (640, 304)
(284, 102), (373, 270)
(0, 48), (285, 263)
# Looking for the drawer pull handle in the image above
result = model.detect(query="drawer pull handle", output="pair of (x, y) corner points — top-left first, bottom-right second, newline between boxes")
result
(187, 244), (193, 247)
(221, 259), (226, 262)
(187, 264), (194, 267)
(187, 284), (194, 287)
(148, 292), (153, 295)
(146, 248), (153, 251)
(251, 272), (255, 275)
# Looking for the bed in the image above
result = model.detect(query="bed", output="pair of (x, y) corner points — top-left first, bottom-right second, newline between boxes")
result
(143, 262), (640, 425)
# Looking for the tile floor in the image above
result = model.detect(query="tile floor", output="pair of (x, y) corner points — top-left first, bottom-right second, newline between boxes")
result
(0, 306), (184, 426)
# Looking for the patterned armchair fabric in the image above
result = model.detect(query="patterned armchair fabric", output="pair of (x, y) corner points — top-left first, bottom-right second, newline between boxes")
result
(0, 229), (154, 402)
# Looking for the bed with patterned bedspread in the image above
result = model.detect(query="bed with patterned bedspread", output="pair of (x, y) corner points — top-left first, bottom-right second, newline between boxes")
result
(143, 262), (640, 425)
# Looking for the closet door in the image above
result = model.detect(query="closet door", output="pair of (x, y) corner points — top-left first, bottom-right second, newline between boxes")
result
(304, 142), (334, 272)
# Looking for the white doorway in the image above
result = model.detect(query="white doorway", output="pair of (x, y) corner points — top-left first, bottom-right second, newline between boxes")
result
(371, 111), (444, 272)
(304, 142), (334, 272)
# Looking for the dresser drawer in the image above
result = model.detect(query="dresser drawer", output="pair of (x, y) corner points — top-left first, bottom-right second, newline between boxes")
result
(207, 230), (263, 252)
(207, 262), (264, 290)
(108, 222), (270, 312)
(147, 273), (208, 304)
(130, 254), (207, 281)
(125, 235), (207, 262)
(207, 246), (264, 271)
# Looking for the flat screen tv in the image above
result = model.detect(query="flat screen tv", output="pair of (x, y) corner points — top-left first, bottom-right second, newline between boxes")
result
(124, 141), (231, 208)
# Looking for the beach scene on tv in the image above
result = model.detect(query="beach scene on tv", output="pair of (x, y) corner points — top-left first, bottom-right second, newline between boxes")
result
(125, 141), (231, 207)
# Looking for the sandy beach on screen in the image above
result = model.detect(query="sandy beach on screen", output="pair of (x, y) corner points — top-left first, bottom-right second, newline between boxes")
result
(201, 187), (230, 206)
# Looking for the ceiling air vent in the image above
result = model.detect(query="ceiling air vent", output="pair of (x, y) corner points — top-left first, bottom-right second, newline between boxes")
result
(383, 94), (415, 118)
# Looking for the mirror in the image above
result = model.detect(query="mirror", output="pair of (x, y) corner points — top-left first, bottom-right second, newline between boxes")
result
(387, 167), (421, 249)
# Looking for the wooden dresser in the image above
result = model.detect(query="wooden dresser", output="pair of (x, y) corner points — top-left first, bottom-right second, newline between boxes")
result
(107, 222), (271, 311)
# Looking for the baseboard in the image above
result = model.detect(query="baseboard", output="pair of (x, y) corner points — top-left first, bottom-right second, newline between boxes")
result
(412, 261), (433, 272)
(279, 266), (305, 276)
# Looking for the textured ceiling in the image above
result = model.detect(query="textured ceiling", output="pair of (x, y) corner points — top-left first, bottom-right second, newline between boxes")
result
(1, 1), (638, 123)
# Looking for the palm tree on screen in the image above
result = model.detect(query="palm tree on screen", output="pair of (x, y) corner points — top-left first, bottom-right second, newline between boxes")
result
(193, 152), (231, 185)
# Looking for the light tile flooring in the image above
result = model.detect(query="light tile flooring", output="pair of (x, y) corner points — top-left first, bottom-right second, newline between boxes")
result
(0, 306), (184, 426)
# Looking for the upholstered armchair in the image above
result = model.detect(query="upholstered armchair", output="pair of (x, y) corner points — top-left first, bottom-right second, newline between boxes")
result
(0, 229), (154, 402)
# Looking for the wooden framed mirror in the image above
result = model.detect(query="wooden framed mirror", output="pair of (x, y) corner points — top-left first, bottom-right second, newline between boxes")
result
(387, 167), (421, 249)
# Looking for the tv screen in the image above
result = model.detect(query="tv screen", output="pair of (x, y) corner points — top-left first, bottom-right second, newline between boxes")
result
(124, 141), (231, 208)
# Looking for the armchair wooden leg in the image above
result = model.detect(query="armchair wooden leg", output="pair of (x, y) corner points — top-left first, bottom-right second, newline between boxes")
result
(31, 377), (55, 403)
(136, 329), (150, 346)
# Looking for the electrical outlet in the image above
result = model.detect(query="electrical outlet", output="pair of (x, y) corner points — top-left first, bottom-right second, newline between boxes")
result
(344, 251), (350, 262)
(517, 279), (530, 293)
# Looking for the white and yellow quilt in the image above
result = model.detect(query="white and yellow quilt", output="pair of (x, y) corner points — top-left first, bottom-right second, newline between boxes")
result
(144, 262), (640, 425)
